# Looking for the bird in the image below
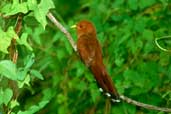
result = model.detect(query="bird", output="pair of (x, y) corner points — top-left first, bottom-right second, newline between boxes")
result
(74, 20), (120, 102)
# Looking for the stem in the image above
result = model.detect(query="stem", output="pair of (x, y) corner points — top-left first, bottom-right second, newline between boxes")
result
(47, 12), (77, 51)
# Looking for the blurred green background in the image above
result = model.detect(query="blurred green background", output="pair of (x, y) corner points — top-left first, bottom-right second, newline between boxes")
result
(0, 0), (171, 114)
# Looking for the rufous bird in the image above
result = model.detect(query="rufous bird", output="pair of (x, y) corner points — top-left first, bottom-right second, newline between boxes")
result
(74, 20), (120, 102)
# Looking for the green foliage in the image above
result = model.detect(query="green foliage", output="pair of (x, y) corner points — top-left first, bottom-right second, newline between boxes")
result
(17, 100), (49, 114)
(33, 0), (55, 29)
(0, 60), (17, 80)
(0, 0), (171, 114)
(17, 33), (33, 51)
(0, 27), (18, 53)
(0, 88), (13, 106)
(1, 0), (55, 28)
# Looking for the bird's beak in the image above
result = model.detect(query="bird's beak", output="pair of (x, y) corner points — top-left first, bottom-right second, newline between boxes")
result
(70, 24), (76, 29)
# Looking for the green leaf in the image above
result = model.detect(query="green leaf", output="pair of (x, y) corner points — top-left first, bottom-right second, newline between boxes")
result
(111, 102), (136, 114)
(130, 87), (144, 95)
(24, 53), (35, 69)
(0, 27), (18, 54)
(17, 68), (28, 81)
(123, 69), (144, 88)
(128, 0), (138, 10)
(56, 48), (66, 60)
(18, 74), (31, 88)
(17, 100), (49, 114)
(0, 88), (13, 105)
(64, 39), (73, 55)
(159, 52), (170, 66)
(2, 0), (28, 16)
(16, 54), (35, 81)
(42, 88), (55, 101)
(57, 94), (67, 104)
(112, 0), (124, 8)
(29, 25), (44, 45)
(115, 57), (124, 66)
(134, 18), (146, 33)
(142, 29), (154, 40)
(89, 83), (100, 103)
(30, 69), (44, 80)
(17, 33), (33, 51)
(127, 38), (143, 54)
(138, 0), (156, 9)
(11, 112), (16, 114)
(27, 0), (38, 10)
(0, 3), (12, 15)
(0, 60), (17, 80)
(4, 88), (13, 105)
(10, 99), (19, 109)
(33, 0), (55, 29)
(143, 41), (155, 54)
(0, 30), (11, 53)
(71, 61), (85, 77)
(159, 0), (169, 8)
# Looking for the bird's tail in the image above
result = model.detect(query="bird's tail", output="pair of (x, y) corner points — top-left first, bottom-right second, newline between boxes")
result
(90, 63), (120, 102)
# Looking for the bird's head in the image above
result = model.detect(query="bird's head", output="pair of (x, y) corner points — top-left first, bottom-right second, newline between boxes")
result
(75, 20), (96, 37)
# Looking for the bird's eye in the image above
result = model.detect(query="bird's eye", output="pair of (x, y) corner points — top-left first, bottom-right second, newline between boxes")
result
(79, 25), (84, 29)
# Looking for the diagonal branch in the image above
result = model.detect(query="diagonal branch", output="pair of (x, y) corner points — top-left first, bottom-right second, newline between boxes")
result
(47, 12), (77, 52)
(46, 12), (171, 113)
(120, 95), (171, 112)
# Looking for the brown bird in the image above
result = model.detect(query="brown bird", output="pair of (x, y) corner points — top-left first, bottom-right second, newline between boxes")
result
(75, 20), (120, 102)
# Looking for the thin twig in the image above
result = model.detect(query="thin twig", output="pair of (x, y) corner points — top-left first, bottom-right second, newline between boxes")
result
(47, 12), (77, 51)
(46, 11), (171, 113)
(155, 35), (171, 52)
(120, 95), (171, 112)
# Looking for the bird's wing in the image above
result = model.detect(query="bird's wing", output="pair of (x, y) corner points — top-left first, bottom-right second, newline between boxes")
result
(77, 35), (96, 67)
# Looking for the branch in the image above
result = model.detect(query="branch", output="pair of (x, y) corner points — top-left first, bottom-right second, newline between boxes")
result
(3, 13), (23, 114)
(46, 12), (171, 113)
(9, 13), (23, 63)
(9, 14), (23, 99)
(47, 12), (77, 52)
(120, 95), (171, 112)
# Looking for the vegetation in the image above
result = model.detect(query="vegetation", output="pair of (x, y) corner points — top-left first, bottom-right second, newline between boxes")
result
(0, 0), (171, 114)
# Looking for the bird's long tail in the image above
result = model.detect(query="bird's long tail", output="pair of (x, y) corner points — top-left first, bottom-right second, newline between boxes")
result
(90, 63), (120, 102)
